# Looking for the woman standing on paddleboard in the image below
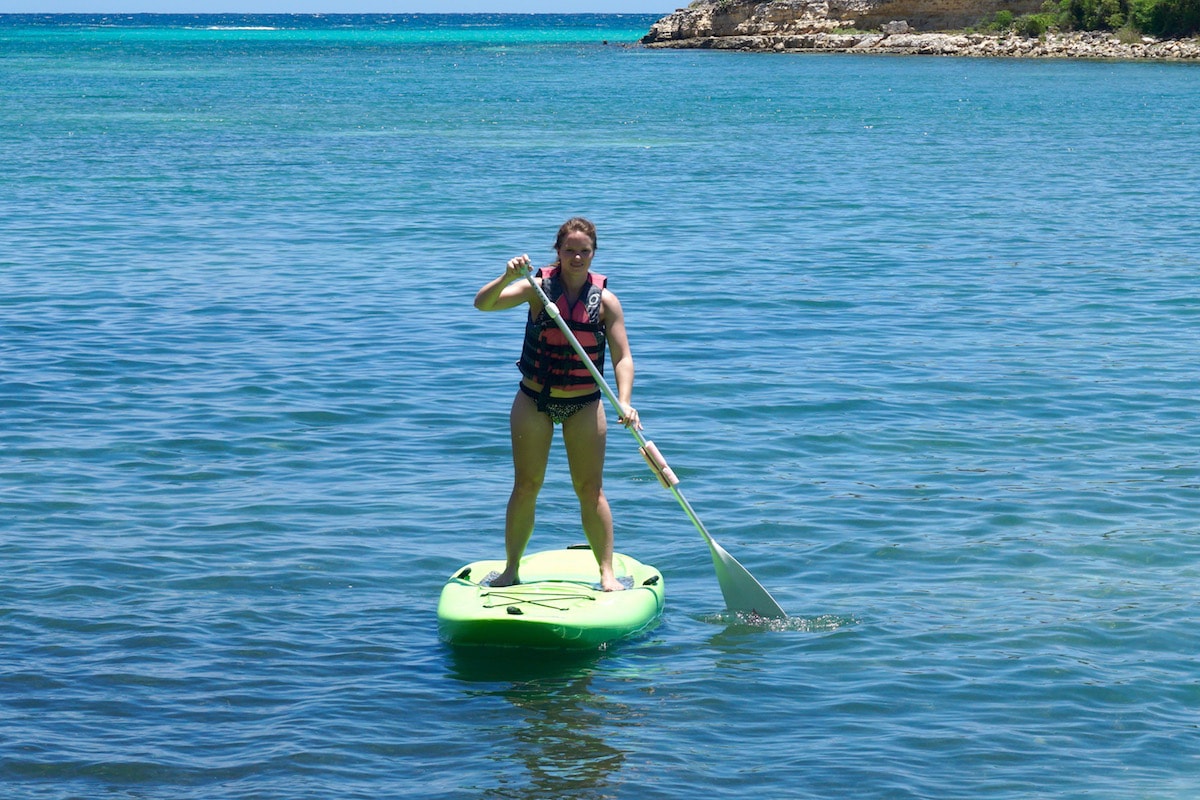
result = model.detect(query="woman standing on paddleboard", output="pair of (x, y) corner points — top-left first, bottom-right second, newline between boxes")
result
(474, 217), (641, 592)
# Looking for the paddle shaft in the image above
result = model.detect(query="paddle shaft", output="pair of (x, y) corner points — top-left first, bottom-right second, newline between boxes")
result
(522, 267), (786, 617)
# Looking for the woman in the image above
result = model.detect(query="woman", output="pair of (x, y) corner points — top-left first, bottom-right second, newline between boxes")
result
(474, 217), (640, 591)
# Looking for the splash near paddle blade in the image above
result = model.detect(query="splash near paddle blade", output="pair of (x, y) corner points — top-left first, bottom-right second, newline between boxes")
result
(705, 534), (788, 620)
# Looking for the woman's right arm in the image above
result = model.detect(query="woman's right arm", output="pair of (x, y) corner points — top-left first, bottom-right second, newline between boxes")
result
(474, 255), (537, 311)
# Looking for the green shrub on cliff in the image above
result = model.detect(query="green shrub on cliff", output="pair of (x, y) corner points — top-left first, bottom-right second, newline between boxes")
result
(979, 8), (1059, 35)
(986, 9), (1017, 28)
(1020, 12), (1058, 34)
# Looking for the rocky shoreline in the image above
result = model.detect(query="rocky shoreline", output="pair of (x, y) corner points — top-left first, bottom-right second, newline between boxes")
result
(642, 28), (1200, 59)
(639, 0), (1200, 60)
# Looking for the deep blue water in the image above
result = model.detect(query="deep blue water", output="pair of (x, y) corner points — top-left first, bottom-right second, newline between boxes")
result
(3, 13), (1200, 800)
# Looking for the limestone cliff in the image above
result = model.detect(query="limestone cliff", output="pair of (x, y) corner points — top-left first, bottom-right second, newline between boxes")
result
(642, 0), (1044, 40)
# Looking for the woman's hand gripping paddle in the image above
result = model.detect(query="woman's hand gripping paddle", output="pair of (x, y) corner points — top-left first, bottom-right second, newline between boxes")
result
(522, 266), (787, 619)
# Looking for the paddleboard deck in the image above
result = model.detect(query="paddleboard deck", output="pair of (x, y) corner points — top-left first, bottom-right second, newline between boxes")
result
(437, 546), (665, 649)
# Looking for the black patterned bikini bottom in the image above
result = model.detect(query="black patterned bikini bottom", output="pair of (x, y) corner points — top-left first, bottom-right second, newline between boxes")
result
(520, 383), (602, 425)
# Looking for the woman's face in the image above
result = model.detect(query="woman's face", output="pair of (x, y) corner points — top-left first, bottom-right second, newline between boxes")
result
(557, 230), (595, 272)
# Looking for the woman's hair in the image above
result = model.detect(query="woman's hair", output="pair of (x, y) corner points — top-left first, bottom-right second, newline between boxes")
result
(554, 217), (597, 252)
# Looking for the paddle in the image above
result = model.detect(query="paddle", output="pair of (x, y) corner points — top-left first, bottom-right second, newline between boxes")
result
(522, 266), (788, 619)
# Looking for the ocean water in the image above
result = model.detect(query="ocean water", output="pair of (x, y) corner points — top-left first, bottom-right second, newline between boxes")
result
(3, 13), (1200, 799)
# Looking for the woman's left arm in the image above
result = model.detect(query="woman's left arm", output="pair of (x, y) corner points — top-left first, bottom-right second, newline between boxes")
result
(604, 291), (641, 430)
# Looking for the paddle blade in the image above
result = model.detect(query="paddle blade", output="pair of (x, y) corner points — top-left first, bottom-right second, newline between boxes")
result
(705, 535), (788, 619)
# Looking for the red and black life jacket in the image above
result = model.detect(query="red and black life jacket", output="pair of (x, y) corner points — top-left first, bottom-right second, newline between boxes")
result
(518, 266), (607, 399)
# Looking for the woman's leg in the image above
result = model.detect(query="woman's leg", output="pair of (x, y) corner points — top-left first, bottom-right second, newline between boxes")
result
(563, 399), (623, 591)
(492, 388), (553, 587)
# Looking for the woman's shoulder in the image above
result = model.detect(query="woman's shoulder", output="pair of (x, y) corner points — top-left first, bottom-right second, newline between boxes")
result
(600, 286), (624, 318)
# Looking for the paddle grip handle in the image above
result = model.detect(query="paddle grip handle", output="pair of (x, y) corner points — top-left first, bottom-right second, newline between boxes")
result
(640, 441), (679, 488)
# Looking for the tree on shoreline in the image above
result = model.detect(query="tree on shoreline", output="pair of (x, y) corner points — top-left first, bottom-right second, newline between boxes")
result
(983, 0), (1200, 36)
(691, 0), (1200, 37)
(1137, 0), (1200, 35)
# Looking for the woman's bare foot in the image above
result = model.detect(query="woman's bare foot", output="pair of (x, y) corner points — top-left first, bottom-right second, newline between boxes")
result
(490, 567), (520, 587)
(599, 574), (625, 592)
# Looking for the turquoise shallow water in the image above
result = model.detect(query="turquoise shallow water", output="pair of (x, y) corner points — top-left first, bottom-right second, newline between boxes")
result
(3, 13), (1200, 799)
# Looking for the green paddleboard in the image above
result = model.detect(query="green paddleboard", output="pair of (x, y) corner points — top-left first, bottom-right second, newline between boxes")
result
(437, 546), (665, 649)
